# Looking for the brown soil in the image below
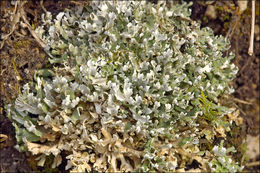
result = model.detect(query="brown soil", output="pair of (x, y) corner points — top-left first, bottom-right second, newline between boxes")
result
(0, 1), (73, 172)
(190, 1), (260, 135)
(190, 1), (260, 172)
(0, 0), (259, 172)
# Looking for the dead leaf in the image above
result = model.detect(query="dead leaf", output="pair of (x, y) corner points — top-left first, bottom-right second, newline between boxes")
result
(215, 125), (226, 138)
(200, 129), (213, 141)
(25, 140), (60, 156)
(35, 154), (46, 167)
(227, 110), (243, 126)
(52, 154), (62, 168)
(0, 134), (8, 143)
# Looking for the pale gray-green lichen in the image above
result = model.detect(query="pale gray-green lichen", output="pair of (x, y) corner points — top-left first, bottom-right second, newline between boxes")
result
(7, 1), (243, 172)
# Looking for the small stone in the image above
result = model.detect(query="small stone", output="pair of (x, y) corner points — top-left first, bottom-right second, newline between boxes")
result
(205, 1), (215, 5)
(237, 1), (248, 13)
(246, 134), (260, 160)
(205, 5), (217, 20)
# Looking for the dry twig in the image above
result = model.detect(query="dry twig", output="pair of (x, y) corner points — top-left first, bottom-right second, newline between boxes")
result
(20, 2), (46, 49)
(248, 0), (255, 56)
(40, 0), (47, 13)
(226, 15), (239, 40)
(232, 97), (253, 105)
(246, 161), (260, 167)
(0, 1), (20, 49)
(0, 0), (47, 49)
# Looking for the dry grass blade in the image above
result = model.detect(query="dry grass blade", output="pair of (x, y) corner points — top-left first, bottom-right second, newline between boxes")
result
(0, 1), (20, 49)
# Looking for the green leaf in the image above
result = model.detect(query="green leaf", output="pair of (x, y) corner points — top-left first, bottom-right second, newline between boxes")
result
(179, 137), (192, 146)
(41, 103), (49, 114)
(35, 69), (53, 78)
(124, 122), (132, 132)
(71, 106), (83, 124)
(14, 123), (40, 143)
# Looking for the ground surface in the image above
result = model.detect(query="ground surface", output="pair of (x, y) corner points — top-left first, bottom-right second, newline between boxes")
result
(0, 1), (259, 172)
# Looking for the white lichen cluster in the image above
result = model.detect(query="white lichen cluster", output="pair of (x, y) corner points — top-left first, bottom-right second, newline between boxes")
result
(7, 1), (243, 172)
(209, 140), (244, 172)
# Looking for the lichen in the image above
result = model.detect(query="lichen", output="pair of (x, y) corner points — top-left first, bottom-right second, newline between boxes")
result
(7, 1), (243, 172)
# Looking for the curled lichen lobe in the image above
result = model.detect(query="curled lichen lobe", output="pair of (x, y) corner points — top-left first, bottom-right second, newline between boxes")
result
(7, 1), (242, 172)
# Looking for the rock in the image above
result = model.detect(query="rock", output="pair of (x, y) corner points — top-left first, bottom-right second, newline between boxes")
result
(205, 1), (215, 5)
(205, 5), (217, 20)
(246, 134), (260, 160)
(237, 1), (248, 13)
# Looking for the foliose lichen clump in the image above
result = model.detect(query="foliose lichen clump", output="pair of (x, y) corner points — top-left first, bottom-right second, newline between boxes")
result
(7, 1), (243, 172)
